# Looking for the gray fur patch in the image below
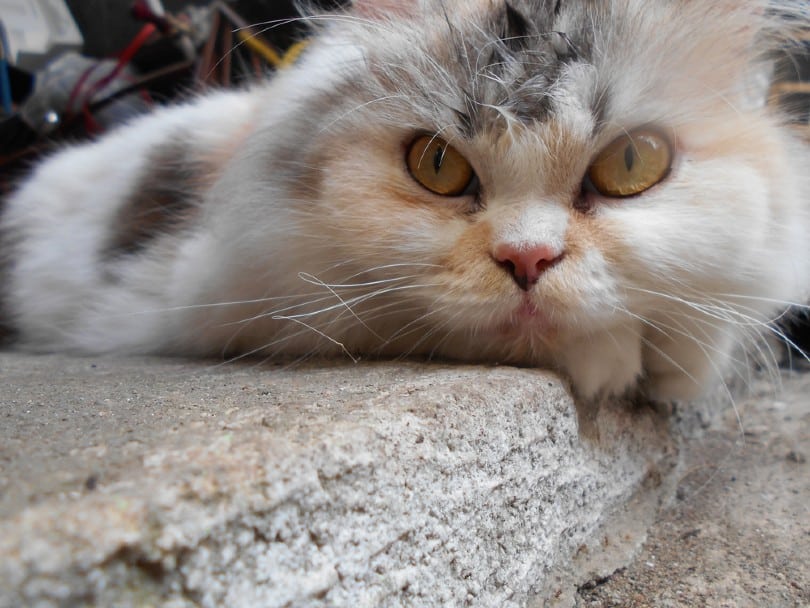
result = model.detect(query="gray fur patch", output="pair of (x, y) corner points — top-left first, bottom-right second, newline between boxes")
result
(487, 9), (594, 126)
(102, 142), (203, 261)
(452, 2), (596, 131)
(354, 2), (598, 140)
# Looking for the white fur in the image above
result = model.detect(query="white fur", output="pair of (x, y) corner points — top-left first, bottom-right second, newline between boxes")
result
(5, 91), (262, 351)
(3, 0), (809, 402)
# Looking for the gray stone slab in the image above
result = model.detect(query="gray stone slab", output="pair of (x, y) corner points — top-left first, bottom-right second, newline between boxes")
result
(0, 353), (677, 607)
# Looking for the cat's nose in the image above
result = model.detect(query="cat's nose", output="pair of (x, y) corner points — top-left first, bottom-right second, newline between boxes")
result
(493, 243), (564, 291)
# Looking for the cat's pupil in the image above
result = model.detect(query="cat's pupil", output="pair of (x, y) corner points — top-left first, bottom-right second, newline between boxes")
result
(433, 146), (446, 174)
(624, 145), (635, 172)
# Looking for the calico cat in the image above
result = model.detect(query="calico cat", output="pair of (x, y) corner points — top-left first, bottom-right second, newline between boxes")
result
(2, 0), (809, 401)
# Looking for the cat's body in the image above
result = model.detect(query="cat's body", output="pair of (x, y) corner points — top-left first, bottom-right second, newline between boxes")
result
(2, 0), (809, 401)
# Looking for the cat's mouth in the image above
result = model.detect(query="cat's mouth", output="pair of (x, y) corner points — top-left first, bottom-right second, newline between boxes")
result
(493, 297), (558, 337)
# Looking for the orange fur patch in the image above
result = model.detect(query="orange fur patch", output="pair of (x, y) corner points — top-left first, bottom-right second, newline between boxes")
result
(566, 210), (628, 267)
(441, 219), (506, 293)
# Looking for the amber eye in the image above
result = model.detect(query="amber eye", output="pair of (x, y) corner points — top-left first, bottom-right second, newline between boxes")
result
(587, 129), (672, 198)
(407, 135), (476, 196)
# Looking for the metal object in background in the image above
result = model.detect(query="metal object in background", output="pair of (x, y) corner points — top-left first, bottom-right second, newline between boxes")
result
(0, 0), (314, 193)
(0, 1), (307, 137)
(18, 51), (145, 134)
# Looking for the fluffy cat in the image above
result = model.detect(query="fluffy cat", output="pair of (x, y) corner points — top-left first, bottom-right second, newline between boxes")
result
(2, 0), (809, 402)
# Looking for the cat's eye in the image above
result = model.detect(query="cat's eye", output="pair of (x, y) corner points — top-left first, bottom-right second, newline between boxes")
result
(407, 135), (476, 197)
(587, 130), (672, 198)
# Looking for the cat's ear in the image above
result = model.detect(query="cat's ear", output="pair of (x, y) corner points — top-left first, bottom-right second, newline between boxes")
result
(351, 0), (416, 19)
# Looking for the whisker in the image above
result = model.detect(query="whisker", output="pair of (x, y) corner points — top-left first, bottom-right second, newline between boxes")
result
(297, 271), (426, 290)
(425, 310), (472, 361)
(270, 316), (359, 363)
(249, 283), (441, 324)
(376, 304), (452, 351)
(95, 294), (322, 319)
(613, 309), (702, 388)
(223, 294), (339, 326)
(319, 95), (414, 135)
(297, 272), (389, 340)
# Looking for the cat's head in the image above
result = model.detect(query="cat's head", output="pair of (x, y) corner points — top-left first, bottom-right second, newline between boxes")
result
(258, 0), (810, 398)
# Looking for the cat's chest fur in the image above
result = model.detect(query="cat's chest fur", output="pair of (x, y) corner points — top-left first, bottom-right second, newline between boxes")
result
(2, 0), (809, 402)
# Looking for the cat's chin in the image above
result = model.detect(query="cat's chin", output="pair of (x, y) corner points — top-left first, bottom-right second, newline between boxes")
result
(490, 301), (559, 341)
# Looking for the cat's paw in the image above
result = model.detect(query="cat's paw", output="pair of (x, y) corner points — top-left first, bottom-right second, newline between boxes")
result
(558, 326), (642, 400)
(642, 324), (733, 403)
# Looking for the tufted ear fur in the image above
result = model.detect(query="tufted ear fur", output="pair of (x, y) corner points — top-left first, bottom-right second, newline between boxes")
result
(351, 0), (416, 19)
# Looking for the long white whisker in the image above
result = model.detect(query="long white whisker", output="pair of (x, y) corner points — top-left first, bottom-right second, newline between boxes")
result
(270, 316), (359, 363)
(377, 304), (452, 350)
(96, 294), (322, 319)
(253, 283), (441, 323)
(297, 272), (388, 340)
(223, 294), (339, 326)
(297, 271), (423, 290)
(319, 95), (413, 134)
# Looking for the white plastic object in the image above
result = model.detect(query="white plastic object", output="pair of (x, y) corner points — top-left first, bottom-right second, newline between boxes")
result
(0, 0), (83, 72)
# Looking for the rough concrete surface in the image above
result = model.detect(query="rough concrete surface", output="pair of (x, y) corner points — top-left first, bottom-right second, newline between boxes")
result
(577, 372), (810, 608)
(0, 353), (806, 607)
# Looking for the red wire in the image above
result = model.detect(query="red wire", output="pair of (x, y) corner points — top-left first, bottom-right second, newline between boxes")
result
(65, 63), (99, 118)
(80, 22), (158, 133)
(131, 0), (172, 33)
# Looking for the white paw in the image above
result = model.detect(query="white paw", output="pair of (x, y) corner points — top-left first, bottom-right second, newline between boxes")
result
(558, 325), (643, 400)
(642, 321), (734, 402)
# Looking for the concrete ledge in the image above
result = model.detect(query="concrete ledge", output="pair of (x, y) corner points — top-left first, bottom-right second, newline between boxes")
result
(0, 354), (677, 607)
(578, 371), (810, 607)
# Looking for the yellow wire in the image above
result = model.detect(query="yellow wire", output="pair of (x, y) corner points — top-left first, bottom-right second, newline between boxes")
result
(236, 31), (309, 69)
(236, 31), (282, 66)
(279, 40), (309, 68)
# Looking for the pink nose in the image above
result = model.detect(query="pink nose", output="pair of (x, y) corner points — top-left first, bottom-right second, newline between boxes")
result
(493, 243), (564, 291)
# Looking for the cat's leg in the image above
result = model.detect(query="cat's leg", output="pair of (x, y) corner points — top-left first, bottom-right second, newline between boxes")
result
(641, 316), (736, 402)
(557, 323), (643, 400)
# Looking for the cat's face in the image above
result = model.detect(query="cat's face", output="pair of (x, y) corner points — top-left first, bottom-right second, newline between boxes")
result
(247, 0), (809, 397)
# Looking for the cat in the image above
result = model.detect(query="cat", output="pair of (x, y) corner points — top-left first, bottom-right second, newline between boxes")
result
(1, 0), (809, 402)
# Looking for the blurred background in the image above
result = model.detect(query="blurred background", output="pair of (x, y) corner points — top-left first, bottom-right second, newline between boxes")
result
(0, 0), (346, 188)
